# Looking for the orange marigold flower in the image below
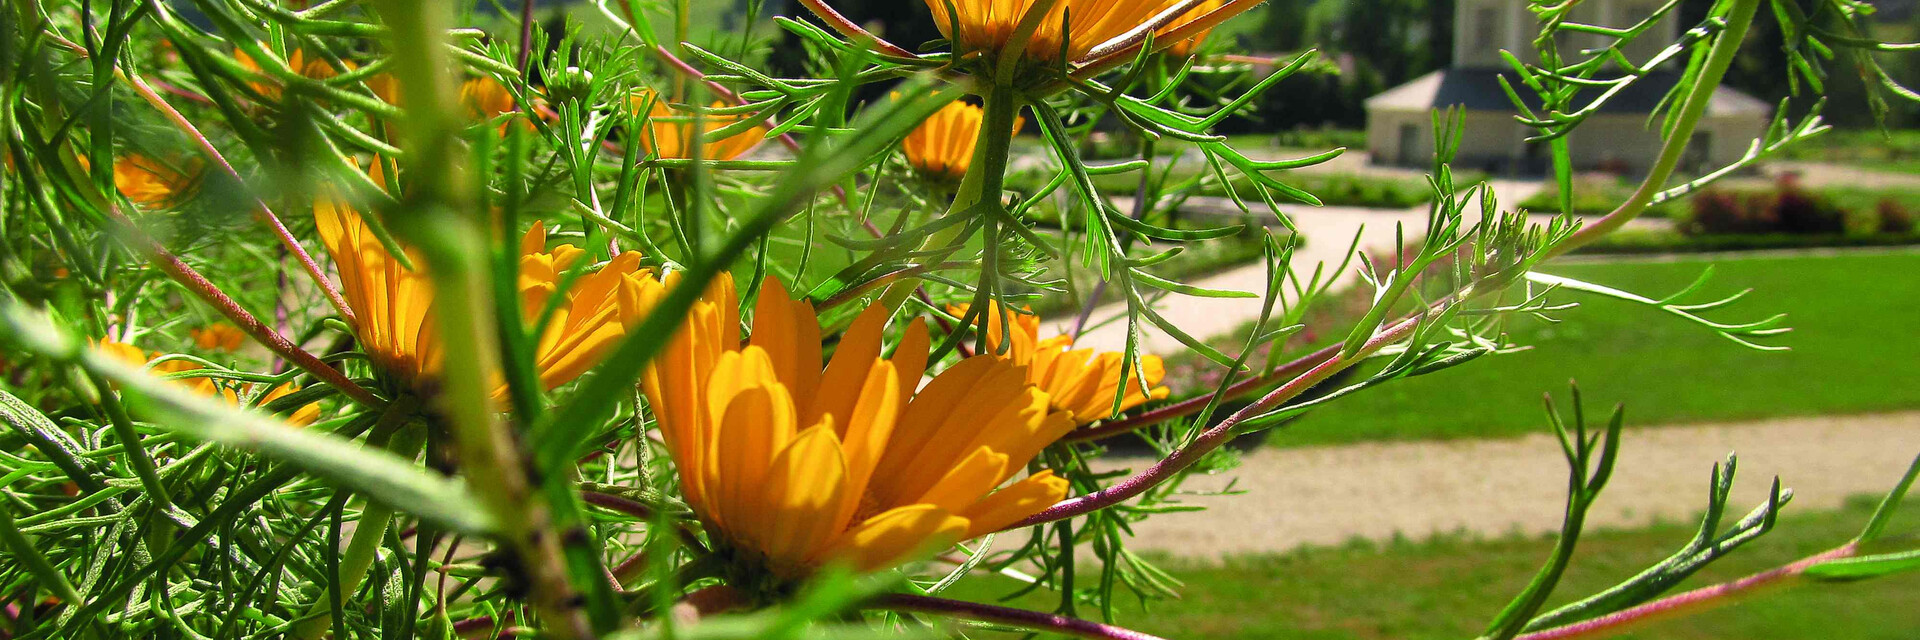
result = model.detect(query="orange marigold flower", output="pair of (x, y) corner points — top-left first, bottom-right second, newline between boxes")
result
(114, 154), (199, 209)
(191, 323), (247, 352)
(260, 382), (322, 426)
(630, 90), (766, 162)
(93, 338), (320, 426)
(954, 303), (1170, 424)
(368, 74), (403, 106)
(315, 187), (660, 392)
(461, 76), (517, 122)
(643, 277), (1075, 580)
(235, 48), (357, 102)
(902, 100), (1026, 181)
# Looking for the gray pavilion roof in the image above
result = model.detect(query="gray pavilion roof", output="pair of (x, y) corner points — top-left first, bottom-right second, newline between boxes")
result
(1365, 67), (1771, 117)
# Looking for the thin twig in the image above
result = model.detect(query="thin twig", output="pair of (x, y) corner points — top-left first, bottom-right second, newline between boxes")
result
(794, 0), (917, 59)
(1548, 0), (1761, 256)
(517, 0), (538, 72)
(121, 71), (360, 327)
(1070, 137), (1158, 340)
(101, 206), (381, 406)
(1514, 543), (1859, 640)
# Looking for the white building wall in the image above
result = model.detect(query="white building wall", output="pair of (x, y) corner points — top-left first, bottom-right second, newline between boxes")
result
(1366, 107), (1766, 174)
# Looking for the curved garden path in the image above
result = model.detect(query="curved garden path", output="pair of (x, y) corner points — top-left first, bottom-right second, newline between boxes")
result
(1101, 411), (1920, 558)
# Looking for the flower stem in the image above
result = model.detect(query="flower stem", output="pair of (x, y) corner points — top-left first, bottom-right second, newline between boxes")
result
(1551, 0), (1760, 256)
(291, 415), (426, 640)
(366, 0), (596, 634)
(879, 81), (1021, 313)
(794, 0), (917, 59)
(119, 69), (359, 328)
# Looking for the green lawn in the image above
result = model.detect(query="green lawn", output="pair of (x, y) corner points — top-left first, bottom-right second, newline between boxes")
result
(944, 496), (1920, 640)
(1267, 250), (1920, 446)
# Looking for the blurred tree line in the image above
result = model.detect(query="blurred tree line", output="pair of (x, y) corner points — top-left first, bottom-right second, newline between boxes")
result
(776, 0), (1917, 130)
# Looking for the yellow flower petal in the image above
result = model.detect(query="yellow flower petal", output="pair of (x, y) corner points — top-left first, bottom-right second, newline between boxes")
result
(707, 365), (797, 538)
(818, 504), (968, 573)
(959, 470), (1070, 537)
(759, 421), (851, 574)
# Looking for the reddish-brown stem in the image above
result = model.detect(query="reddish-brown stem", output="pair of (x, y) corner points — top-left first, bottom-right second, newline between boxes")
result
(121, 71), (359, 328)
(451, 611), (515, 638)
(873, 593), (1168, 640)
(794, 0), (918, 59)
(1066, 341), (1345, 443)
(148, 77), (214, 106)
(516, 0), (538, 72)
(580, 489), (656, 519)
(103, 208), (382, 406)
(1514, 543), (1860, 640)
(1009, 315), (1420, 529)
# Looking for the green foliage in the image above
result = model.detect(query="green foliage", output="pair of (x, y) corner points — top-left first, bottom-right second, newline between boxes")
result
(0, 0), (1915, 636)
(1678, 181), (1920, 237)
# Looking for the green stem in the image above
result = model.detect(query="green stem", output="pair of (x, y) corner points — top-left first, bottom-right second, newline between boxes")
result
(878, 82), (1022, 312)
(366, 0), (595, 635)
(290, 423), (426, 639)
(1552, 0), (1760, 256)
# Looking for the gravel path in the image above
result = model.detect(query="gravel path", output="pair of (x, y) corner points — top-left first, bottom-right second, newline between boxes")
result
(1103, 412), (1920, 559)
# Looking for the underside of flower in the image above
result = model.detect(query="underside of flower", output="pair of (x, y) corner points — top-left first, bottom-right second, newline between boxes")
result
(643, 277), (1076, 583)
(924, 0), (1246, 72)
(1162, 0), (1224, 58)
